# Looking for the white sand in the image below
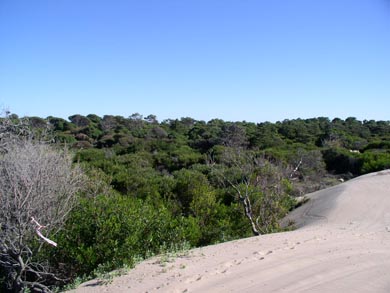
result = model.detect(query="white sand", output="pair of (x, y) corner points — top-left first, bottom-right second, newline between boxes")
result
(69, 170), (390, 292)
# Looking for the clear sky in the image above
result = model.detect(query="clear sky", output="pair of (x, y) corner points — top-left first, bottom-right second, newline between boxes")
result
(0, 0), (389, 123)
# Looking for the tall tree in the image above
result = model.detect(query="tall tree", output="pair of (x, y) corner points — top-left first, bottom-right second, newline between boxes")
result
(210, 147), (293, 235)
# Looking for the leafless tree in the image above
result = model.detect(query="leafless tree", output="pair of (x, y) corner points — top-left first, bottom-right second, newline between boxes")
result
(210, 147), (293, 236)
(288, 149), (328, 196)
(0, 116), (86, 292)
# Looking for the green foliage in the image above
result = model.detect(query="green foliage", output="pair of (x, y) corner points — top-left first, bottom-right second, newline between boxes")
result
(48, 117), (74, 131)
(188, 182), (229, 245)
(69, 114), (91, 127)
(173, 169), (211, 215)
(250, 122), (285, 149)
(76, 148), (106, 161)
(53, 194), (188, 277)
(363, 139), (390, 151)
(54, 132), (77, 144)
(111, 153), (159, 197)
(322, 148), (362, 175)
(323, 148), (390, 175)
(154, 145), (203, 172)
(360, 151), (390, 174)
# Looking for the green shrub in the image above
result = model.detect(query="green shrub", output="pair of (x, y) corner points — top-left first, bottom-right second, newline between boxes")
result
(52, 194), (188, 278)
(360, 151), (390, 174)
(322, 148), (362, 175)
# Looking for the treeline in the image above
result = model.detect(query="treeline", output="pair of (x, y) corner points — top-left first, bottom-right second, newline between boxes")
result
(41, 114), (390, 177)
(2, 113), (390, 291)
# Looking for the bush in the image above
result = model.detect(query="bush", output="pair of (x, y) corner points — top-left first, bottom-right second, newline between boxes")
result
(360, 151), (390, 174)
(322, 148), (362, 175)
(0, 140), (85, 292)
(52, 194), (188, 278)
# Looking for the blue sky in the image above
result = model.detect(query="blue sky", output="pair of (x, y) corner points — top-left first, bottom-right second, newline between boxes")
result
(0, 0), (389, 123)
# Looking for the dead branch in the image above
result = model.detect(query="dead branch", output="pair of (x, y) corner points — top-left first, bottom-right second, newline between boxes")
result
(31, 217), (58, 247)
(209, 147), (292, 236)
(0, 119), (86, 292)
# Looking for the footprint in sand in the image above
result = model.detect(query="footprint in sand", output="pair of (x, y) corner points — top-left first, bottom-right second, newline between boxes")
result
(184, 274), (202, 284)
(252, 250), (271, 260)
(286, 242), (301, 250)
(155, 282), (169, 290)
(222, 261), (234, 273)
(173, 289), (188, 293)
(212, 261), (234, 275)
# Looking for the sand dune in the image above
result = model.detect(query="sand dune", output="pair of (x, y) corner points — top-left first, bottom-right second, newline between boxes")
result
(70, 170), (390, 292)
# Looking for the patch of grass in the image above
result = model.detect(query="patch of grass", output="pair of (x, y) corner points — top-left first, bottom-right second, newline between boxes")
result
(56, 241), (192, 292)
(56, 259), (141, 292)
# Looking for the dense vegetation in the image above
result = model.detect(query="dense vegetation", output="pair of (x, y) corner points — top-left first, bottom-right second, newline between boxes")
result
(2, 113), (390, 291)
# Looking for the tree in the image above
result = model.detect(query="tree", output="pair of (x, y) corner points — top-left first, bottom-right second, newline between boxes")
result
(0, 117), (86, 292)
(210, 147), (294, 236)
(68, 114), (90, 128)
(220, 123), (248, 148)
(144, 114), (158, 124)
(173, 169), (210, 215)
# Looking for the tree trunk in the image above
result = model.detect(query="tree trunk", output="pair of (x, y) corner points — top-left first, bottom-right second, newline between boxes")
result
(13, 254), (25, 292)
(241, 196), (261, 236)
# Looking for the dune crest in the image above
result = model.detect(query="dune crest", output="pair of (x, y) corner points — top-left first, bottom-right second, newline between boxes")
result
(70, 171), (390, 292)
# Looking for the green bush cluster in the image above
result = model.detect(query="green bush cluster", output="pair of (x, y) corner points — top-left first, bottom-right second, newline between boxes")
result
(48, 190), (249, 281)
(360, 151), (390, 174)
(322, 148), (390, 176)
(52, 194), (189, 277)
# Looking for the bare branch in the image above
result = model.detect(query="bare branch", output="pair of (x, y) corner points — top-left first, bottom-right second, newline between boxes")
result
(209, 147), (292, 236)
(290, 157), (302, 179)
(0, 116), (86, 291)
(31, 217), (58, 247)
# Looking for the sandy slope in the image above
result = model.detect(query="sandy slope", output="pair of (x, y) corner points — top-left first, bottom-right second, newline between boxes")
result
(69, 170), (390, 292)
